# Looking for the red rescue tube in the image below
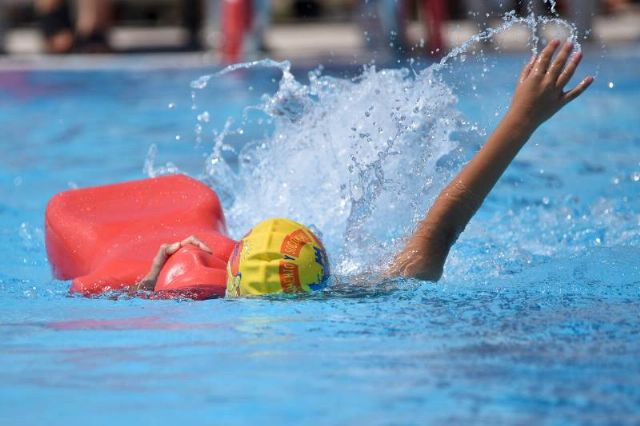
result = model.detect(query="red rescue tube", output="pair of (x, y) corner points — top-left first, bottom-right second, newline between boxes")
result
(154, 244), (230, 299)
(45, 175), (237, 299)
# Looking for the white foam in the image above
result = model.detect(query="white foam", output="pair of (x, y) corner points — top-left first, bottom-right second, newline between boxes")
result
(164, 4), (581, 275)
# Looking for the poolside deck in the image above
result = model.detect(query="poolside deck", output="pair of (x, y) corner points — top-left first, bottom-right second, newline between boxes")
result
(1, 8), (638, 70)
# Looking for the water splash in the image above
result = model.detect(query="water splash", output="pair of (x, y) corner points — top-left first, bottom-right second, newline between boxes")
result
(437, 9), (580, 69)
(144, 144), (180, 177)
(156, 4), (588, 276)
(193, 61), (467, 274)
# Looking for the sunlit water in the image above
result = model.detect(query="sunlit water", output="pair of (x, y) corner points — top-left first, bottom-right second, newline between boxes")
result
(1, 15), (640, 426)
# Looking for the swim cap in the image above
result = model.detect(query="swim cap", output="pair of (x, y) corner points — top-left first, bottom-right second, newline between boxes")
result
(226, 218), (330, 297)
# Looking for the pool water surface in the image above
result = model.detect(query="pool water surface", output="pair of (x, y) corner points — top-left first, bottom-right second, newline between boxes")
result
(0, 47), (639, 425)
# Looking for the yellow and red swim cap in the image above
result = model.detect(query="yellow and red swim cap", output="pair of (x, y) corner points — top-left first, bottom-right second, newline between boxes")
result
(225, 218), (330, 297)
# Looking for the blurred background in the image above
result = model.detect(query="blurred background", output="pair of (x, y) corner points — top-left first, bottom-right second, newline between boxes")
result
(0, 0), (638, 65)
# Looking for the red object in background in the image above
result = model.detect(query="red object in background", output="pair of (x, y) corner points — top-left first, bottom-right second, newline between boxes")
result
(421, 0), (445, 55)
(221, 0), (253, 63)
(45, 175), (237, 299)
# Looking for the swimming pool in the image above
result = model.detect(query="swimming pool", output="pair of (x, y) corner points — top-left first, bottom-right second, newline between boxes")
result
(1, 46), (639, 424)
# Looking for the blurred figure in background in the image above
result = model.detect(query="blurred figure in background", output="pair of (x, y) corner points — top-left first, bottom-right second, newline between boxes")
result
(183, 0), (204, 50)
(219, 0), (270, 63)
(564, 0), (597, 40)
(420, 0), (446, 54)
(360, 0), (409, 57)
(606, 0), (635, 11)
(0, 5), (6, 54)
(36, 0), (112, 53)
(359, 0), (445, 58)
(464, 0), (597, 41)
(249, 0), (270, 53)
(464, 0), (514, 25)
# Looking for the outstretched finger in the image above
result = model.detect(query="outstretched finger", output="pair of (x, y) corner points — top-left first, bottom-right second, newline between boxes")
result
(164, 242), (182, 256)
(547, 41), (573, 81)
(556, 51), (583, 89)
(151, 244), (174, 268)
(534, 39), (560, 76)
(181, 235), (213, 253)
(563, 76), (594, 104)
(519, 54), (536, 82)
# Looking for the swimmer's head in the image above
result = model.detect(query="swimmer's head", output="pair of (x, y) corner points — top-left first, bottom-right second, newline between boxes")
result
(225, 218), (330, 297)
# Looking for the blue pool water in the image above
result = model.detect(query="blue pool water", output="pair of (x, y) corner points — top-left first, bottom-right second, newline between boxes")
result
(1, 46), (639, 425)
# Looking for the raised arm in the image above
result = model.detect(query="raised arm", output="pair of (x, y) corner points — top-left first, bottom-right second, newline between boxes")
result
(387, 40), (593, 281)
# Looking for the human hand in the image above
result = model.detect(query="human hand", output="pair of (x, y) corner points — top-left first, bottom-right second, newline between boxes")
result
(155, 235), (213, 259)
(133, 235), (212, 292)
(507, 40), (594, 134)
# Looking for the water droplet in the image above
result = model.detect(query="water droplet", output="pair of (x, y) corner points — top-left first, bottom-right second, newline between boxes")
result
(608, 81), (614, 89)
(197, 111), (210, 123)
